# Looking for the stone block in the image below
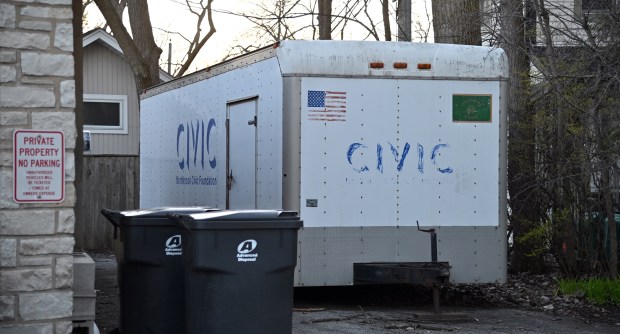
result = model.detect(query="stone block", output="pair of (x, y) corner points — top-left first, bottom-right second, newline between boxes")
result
(0, 171), (18, 209)
(0, 151), (10, 166)
(54, 256), (73, 289)
(32, 112), (76, 149)
(20, 237), (75, 256)
(21, 53), (74, 77)
(19, 256), (53, 267)
(21, 6), (73, 20)
(19, 20), (53, 32)
(0, 86), (55, 108)
(55, 321), (72, 334)
(0, 324), (53, 334)
(0, 295), (15, 321)
(0, 268), (53, 292)
(0, 111), (28, 126)
(72, 253), (94, 292)
(0, 239), (17, 267)
(64, 152), (75, 182)
(0, 65), (16, 83)
(0, 4), (16, 28)
(60, 80), (75, 107)
(57, 209), (74, 234)
(0, 210), (55, 235)
(0, 123), (13, 141)
(72, 291), (95, 321)
(54, 23), (73, 52)
(0, 51), (16, 63)
(19, 291), (73, 321)
(62, 183), (75, 206)
(0, 31), (49, 50)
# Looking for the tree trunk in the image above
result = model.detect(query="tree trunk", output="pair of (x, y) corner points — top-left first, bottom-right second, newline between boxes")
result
(602, 167), (618, 278)
(126, 0), (161, 92)
(93, 0), (161, 93)
(396, 0), (411, 41)
(382, 0), (391, 41)
(318, 0), (332, 40)
(432, 0), (481, 45)
(500, 0), (544, 273)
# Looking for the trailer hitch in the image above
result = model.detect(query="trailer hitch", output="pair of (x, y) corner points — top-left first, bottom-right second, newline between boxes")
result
(417, 220), (443, 314)
(417, 221), (438, 263)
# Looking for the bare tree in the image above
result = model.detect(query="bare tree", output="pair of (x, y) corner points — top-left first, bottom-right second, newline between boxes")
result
(93, 0), (159, 93)
(91, 0), (216, 90)
(481, 0), (619, 278)
(221, 0), (398, 59)
(432, 0), (482, 45)
(175, 0), (216, 77)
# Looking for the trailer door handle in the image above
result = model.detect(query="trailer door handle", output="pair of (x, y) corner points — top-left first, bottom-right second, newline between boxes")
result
(227, 170), (234, 190)
(248, 116), (257, 126)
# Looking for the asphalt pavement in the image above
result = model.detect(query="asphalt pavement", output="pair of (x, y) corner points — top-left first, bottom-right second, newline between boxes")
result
(92, 253), (619, 334)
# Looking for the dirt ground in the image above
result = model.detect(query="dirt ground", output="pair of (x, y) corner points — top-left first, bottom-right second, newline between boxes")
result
(92, 253), (620, 334)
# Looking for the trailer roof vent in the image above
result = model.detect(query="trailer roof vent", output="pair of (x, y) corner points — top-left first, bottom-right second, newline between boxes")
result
(417, 63), (432, 70)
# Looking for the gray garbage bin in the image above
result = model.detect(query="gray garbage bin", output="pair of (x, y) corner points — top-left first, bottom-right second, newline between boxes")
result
(171, 210), (303, 334)
(101, 207), (216, 334)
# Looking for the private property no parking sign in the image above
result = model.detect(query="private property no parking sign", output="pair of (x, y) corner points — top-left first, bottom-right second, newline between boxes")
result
(13, 130), (65, 203)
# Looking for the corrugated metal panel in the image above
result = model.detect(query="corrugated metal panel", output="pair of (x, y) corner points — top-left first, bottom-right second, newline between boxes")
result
(83, 42), (139, 155)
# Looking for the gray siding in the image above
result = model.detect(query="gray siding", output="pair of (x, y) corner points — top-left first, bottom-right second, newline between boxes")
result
(83, 42), (139, 155)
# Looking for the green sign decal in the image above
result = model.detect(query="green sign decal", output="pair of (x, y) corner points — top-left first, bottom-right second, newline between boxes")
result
(452, 94), (492, 123)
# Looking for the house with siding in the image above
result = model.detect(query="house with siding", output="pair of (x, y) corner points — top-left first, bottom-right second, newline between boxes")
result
(76, 28), (172, 250)
(82, 28), (172, 155)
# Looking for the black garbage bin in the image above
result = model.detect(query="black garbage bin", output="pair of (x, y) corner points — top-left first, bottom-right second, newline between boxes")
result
(171, 210), (303, 334)
(101, 207), (216, 334)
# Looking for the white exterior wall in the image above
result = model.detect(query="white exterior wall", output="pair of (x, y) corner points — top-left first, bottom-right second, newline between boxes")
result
(0, 1), (75, 333)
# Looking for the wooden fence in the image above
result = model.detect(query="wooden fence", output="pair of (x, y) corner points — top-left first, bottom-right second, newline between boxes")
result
(75, 156), (139, 251)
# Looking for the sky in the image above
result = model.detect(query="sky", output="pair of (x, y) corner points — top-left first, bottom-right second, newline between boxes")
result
(84, 0), (433, 76)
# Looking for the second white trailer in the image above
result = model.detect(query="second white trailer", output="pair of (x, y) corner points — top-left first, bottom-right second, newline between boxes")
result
(140, 40), (509, 286)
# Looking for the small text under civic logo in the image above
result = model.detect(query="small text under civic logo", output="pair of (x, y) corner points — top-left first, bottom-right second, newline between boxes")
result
(237, 239), (258, 262)
(165, 235), (182, 256)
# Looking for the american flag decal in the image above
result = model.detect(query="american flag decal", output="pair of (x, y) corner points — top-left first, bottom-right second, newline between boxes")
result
(307, 90), (347, 122)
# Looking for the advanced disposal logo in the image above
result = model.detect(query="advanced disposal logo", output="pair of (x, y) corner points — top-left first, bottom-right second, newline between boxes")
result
(165, 235), (182, 256)
(237, 239), (258, 262)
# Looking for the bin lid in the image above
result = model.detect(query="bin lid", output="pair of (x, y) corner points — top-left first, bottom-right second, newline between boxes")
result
(172, 210), (303, 230)
(101, 207), (219, 227)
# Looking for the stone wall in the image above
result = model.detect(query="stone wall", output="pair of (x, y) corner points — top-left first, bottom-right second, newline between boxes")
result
(0, 0), (76, 333)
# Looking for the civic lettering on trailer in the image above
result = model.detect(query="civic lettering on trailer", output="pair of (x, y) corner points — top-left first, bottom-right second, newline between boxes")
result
(347, 142), (453, 174)
(175, 118), (218, 186)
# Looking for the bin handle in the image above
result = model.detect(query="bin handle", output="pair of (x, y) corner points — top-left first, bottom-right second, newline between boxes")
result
(101, 209), (122, 240)
(101, 209), (122, 228)
(278, 211), (299, 218)
(168, 213), (191, 231)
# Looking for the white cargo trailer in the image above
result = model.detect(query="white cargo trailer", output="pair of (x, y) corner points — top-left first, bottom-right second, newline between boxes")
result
(140, 40), (509, 286)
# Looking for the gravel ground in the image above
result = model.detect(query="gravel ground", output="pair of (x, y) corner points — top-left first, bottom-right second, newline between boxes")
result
(92, 253), (620, 333)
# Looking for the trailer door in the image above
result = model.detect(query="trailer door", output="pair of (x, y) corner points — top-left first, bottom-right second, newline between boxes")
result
(226, 98), (257, 209)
